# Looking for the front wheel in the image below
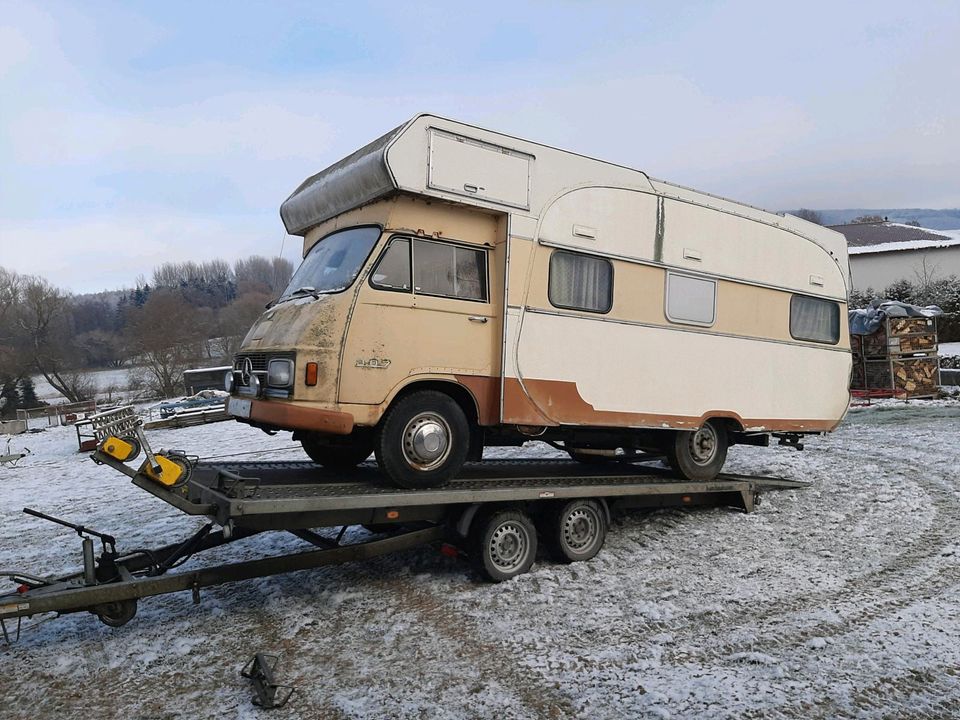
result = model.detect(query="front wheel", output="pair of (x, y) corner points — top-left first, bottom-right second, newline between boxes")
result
(375, 390), (470, 489)
(666, 419), (728, 481)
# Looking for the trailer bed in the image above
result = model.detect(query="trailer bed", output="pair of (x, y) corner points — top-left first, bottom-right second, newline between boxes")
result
(154, 458), (808, 530)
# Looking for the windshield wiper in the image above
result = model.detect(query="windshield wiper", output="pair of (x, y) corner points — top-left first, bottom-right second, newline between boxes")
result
(275, 286), (320, 305)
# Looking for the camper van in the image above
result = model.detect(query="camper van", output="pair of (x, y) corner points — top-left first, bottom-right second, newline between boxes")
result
(226, 114), (851, 488)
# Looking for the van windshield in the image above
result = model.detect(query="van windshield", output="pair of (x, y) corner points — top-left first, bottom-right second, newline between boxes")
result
(278, 226), (381, 302)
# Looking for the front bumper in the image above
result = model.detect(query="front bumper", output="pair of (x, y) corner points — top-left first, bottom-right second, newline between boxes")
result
(229, 397), (354, 435)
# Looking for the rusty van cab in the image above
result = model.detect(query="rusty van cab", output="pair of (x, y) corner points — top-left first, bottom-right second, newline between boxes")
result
(227, 115), (851, 488)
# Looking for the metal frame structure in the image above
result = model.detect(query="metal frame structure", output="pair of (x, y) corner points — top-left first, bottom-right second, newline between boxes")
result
(0, 452), (807, 636)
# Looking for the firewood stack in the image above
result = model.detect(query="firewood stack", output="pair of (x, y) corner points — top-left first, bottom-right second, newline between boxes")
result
(850, 317), (941, 398)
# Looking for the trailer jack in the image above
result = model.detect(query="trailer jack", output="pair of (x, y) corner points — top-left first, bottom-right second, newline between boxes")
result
(242, 653), (296, 709)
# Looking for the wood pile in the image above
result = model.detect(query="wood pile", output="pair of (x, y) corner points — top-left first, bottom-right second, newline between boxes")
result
(851, 316), (941, 398)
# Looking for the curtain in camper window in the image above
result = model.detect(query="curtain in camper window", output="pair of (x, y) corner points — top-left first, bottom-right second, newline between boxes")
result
(548, 251), (613, 313)
(413, 239), (487, 301)
(790, 295), (840, 344)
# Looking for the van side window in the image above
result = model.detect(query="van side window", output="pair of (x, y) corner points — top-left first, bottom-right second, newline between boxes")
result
(371, 238), (411, 291)
(548, 251), (613, 314)
(413, 239), (488, 302)
(790, 295), (840, 344)
(665, 272), (716, 326)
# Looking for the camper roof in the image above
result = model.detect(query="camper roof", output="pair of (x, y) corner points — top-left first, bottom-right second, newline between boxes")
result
(278, 114), (846, 261)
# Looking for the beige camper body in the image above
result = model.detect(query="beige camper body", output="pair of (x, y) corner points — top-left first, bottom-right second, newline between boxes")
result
(228, 114), (851, 487)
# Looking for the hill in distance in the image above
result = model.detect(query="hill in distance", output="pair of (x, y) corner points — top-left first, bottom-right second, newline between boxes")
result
(785, 208), (960, 230)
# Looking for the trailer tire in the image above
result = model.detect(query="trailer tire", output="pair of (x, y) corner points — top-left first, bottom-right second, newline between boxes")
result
(471, 510), (538, 582)
(666, 419), (728, 481)
(301, 434), (373, 470)
(375, 390), (470, 488)
(548, 499), (607, 563)
(94, 599), (137, 628)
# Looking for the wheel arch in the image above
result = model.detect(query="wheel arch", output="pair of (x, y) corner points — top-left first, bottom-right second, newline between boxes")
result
(383, 377), (483, 427)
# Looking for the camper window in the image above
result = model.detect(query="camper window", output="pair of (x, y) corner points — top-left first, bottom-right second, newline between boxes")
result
(790, 295), (840, 344)
(412, 239), (488, 302)
(548, 250), (613, 314)
(665, 273), (716, 326)
(370, 238), (412, 291)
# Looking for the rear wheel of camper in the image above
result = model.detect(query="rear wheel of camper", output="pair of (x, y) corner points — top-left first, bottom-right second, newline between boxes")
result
(301, 434), (373, 470)
(375, 390), (470, 489)
(666, 419), (728, 481)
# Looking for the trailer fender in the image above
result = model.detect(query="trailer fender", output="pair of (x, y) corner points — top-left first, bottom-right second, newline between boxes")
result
(455, 504), (484, 539)
(597, 497), (612, 528)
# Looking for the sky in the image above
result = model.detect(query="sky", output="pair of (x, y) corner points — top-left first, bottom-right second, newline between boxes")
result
(1, 0), (959, 294)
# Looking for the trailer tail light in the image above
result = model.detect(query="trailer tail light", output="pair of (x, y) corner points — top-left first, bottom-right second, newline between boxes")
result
(305, 362), (318, 386)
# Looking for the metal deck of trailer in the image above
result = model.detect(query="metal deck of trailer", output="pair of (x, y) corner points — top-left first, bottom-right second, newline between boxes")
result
(0, 455), (809, 635)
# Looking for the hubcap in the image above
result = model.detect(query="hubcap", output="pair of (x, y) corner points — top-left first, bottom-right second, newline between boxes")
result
(562, 507), (599, 552)
(401, 412), (452, 470)
(688, 423), (718, 465)
(488, 522), (529, 573)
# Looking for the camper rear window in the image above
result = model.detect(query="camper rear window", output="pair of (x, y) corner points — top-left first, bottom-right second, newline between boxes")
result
(790, 295), (841, 344)
(548, 251), (613, 314)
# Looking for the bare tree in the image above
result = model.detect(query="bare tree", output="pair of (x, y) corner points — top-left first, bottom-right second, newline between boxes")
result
(16, 276), (92, 402)
(794, 208), (823, 225)
(125, 290), (203, 398)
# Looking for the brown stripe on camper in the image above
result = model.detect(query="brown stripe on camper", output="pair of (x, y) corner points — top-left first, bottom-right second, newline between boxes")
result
(454, 375), (500, 426)
(502, 377), (837, 432)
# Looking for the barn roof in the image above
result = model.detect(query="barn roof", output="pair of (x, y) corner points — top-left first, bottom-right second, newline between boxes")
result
(831, 222), (960, 255)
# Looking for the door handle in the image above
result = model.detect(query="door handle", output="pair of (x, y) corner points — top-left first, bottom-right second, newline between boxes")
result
(468, 316), (488, 323)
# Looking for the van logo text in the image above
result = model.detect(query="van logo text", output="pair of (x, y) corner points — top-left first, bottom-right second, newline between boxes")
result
(356, 358), (391, 369)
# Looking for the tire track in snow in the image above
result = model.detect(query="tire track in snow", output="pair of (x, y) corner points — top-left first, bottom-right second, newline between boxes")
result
(364, 570), (579, 719)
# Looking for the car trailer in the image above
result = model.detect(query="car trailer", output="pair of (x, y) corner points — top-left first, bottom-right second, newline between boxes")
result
(0, 408), (808, 636)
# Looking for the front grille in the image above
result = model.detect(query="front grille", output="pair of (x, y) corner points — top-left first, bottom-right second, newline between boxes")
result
(234, 351), (295, 373)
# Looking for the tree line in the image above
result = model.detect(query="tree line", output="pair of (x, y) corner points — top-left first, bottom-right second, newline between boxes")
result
(849, 275), (960, 343)
(0, 256), (292, 417)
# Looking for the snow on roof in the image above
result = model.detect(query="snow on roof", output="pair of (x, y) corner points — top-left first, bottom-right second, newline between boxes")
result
(833, 222), (960, 255)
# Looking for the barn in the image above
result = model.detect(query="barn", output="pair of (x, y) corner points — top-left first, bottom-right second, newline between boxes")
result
(832, 221), (960, 291)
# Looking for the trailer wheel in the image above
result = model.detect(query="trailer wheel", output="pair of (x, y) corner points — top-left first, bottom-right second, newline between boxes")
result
(548, 499), (607, 563)
(94, 599), (137, 628)
(472, 510), (538, 582)
(667, 419), (728, 481)
(301, 434), (373, 470)
(375, 390), (470, 488)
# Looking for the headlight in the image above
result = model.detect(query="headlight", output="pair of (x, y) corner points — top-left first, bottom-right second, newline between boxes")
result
(224, 370), (235, 393)
(267, 359), (294, 387)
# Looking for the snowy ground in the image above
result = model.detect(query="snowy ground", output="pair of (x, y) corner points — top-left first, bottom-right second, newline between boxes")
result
(941, 342), (960, 357)
(2, 401), (960, 719)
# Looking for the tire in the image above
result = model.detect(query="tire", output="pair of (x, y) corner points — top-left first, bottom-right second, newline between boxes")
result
(666, 419), (728, 481)
(548, 499), (607, 563)
(375, 390), (470, 489)
(94, 599), (138, 628)
(472, 510), (538, 582)
(301, 433), (373, 470)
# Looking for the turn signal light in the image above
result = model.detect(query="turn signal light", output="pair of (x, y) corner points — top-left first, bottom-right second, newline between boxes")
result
(305, 362), (318, 386)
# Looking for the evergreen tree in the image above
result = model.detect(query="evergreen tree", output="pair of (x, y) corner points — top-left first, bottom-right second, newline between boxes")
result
(18, 376), (42, 409)
(0, 377), (19, 420)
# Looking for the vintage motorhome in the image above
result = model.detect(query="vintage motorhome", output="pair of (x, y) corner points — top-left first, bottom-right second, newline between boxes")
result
(226, 114), (851, 488)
